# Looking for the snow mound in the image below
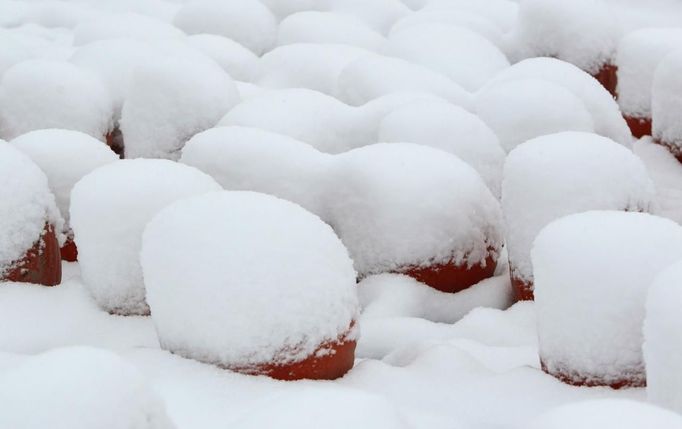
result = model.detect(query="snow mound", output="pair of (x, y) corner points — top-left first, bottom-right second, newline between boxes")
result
(423, 0), (518, 33)
(0, 59), (113, 140)
(475, 78), (594, 152)
(180, 126), (331, 214)
(73, 13), (185, 45)
(0, 142), (61, 275)
(0, 347), (175, 429)
(70, 159), (221, 316)
(503, 132), (655, 289)
(390, 10), (504, 50)
(173, 0), (276, 55)
(532, 211), (682, 387)
(120, 56), (239, 160)
(487, 57), (631, 145)
(327, 0), (411, 34)
(219, 88), (362, 153)
(11, 129), (118, 238)
(336, 54), (473, 108)
(358, 273), (512, 324)
(387, 23), (509, 91)
(187, 35), (259, 82)
(644, 260), (682, 414)
(328, 143), (503, 277)
(509, 0), (619, 74)
(232, 387), (409, 429)
(141, 191), (358, 369)
(259, 0), (319, 20)
(616, 28), (682, 119)
(70, 38), (159, 121)
(652, 49), (682, 156)
(378, 100), (505, 197)
(278, 12), (385, 51)
(257, 44), (372, 96)
(529, 399), (682, 429)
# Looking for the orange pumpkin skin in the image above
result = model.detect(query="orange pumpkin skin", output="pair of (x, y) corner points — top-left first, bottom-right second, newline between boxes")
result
(2, 223), (61, 286)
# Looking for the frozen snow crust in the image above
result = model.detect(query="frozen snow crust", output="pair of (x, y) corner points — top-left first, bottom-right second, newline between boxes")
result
(644, 260), (682, 414)
(0, 347), (175, 429)
(0, 142), (61, 276)
(70, 159), (221, 315)
(503, 132), (655, 294)
(141, 191), (359, 374)
(181, 128), (504, 286)
(532, 211), (682, 388)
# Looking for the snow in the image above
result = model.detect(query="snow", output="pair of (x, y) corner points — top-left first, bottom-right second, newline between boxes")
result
(529, 399), (682, 429)
(11, 129), (118, 239)
(652, 49), (682, 153)
(475, 78), (595, 152)
(328, 143), (503, 277)
(69, 159), (221, 316)
(644, 260), (682, 414)
(378, 100), (504, 197)
(278, 12), (385, 51)
(509, 0), (619, 74)
(327, 0), (411, 34)
(358, 272), (513, 324)
(423, 0), (518, 33)
(73, 13), (185, 45)
(0, 142), (61, 275)
(141, 191), (358, 369)
(180, 126), (330, 215)
(503, 132), (655, 287)
(120, 55), (239, 160)
(70, 38), (159, 121)
(634, 138), (682, 224)
(172, 0), (277, 55)
(335, 54), (473, 108)
(0, 347), (174, 429)
(532, 211), (682, 387)
(187, 35), (259, 82)
(0, 59), (113, 140)
(386, 23), (510, 91)
(616, 28), (682, 119)
(257, 44), (372, 96)
(486, 57), (632, 145)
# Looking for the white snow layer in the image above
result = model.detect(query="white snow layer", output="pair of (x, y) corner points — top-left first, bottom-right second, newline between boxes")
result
(652, 49), (682, 151)
(0, 59), (113, 140)
(0, 347), (175, 429)
(616, 28), (682, 118)
(486, 57), (632, 145)
(529, 399), (682, 429)
(141, 191), (359, 368)
(509, 0), (619, 74)
(120, 55), (239, 160)
(172, 0), (277, 55)
(532, 211), (682, 386)
(503, 132), (655, 285)
(11, 129), (118, 236)
(475, 78), (595, 152)
(0, 142), (61, 274)
(644, 259), (682, 414)
(70, 159), (221, 315)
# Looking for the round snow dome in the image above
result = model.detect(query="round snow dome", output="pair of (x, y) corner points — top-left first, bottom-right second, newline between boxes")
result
(0, 347), (175, 429)
(652, 49), (682, 162)
(11, 129), (118, 261)
(502, 132), (655, 300)
(70, 159), (221, 315)
(328, 143), (503, 293)
(141, 191), (359, 380)
(0, 142), (62, 286)
(532, 211), (682, 388)
(529, 399), (682, 429)
(644, 260), (682, 414)
(0, 60), (113, 141)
